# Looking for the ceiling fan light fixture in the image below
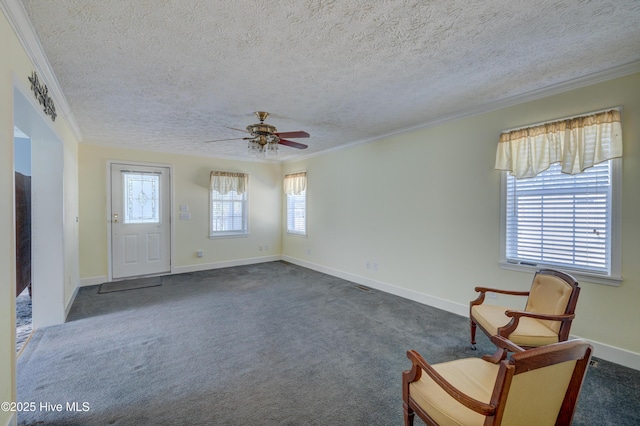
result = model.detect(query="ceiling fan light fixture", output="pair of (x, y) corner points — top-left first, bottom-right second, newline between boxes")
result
(247, 135), (279, 157)
(264, 140), (279, 156)
(209, 111), (308, 155)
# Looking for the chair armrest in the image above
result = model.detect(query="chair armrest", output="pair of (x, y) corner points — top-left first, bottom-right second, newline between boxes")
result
(471, 287), (530, 308)
(490, 335), (525, 353)
(404, 350), (496, 416)
(475, 287), (530, 296)
(498, 311), (575, 337)
(505, 310), (575, 322)
(483, 335), (526, 363)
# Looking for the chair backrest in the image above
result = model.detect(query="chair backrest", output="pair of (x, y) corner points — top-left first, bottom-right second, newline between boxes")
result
(493, 339), (592, 425)
(525, 269), (580, 336)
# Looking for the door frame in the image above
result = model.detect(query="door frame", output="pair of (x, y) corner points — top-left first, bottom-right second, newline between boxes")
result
(107, 160), (174, 281)
(13, 78), (67, 328)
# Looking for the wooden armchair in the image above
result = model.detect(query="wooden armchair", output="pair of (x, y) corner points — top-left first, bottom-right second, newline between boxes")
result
(470, 269), (580, 362)
(402, 336), (593, 426)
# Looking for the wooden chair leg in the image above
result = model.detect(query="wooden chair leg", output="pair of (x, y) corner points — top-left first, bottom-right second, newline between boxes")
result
(470, 320), (477, 350)
(403, 403), (415, 426)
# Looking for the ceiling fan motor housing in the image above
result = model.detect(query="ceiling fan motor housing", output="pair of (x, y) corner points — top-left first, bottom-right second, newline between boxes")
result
(246, 123), (278, 136)
(247, 111), (279, 146)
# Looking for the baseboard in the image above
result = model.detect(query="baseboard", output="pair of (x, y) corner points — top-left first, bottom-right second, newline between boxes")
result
(282, 255), (640, 371)
(282, 256), (468, 317)
(80, 256), (282, 285)
(79, 275), (107, 287)
(64, 284), (80, 319)
(173, 255), (281, 275)
(571, 335), (640, 371)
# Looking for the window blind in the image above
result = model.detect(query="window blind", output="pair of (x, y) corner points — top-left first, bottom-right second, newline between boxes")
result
(286, 192), (306, 234)
(505, 161), (611, 274)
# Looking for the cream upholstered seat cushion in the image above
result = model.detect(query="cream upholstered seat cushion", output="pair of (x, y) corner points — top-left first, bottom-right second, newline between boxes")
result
(408, 358), (498, 426)
(471, 304), (559, 347)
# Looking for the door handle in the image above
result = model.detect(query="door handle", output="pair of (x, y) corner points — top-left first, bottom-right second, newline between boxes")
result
(113, 213), (119, 223)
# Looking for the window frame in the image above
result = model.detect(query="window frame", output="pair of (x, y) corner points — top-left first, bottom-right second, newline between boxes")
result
(499, 158), (622, 286)
(284, 171), (307, 236)
(209, 175), (249, 239)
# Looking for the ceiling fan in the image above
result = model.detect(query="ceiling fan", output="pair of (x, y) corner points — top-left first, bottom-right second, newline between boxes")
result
(206, 111), (309, 154)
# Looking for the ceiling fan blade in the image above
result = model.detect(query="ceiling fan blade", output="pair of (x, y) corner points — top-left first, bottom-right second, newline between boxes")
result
(204, 137), (250, 143)
(226, 126), (250, 133)
(278, 139), (308, 149)
(275, 131), (310, 139)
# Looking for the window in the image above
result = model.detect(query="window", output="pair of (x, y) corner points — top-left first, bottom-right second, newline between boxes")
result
(497, 109), (622, 285)
(123, 172), (160, 224)
(210, 171), (248, 237)
(502, 159), (621, 284)
(284, 172), (307, 235)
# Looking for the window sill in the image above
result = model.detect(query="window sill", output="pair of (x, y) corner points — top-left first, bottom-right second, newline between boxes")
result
(209, 233), (249, 240)
(499, 260), (622, 287)
(286, 231), (307, 238)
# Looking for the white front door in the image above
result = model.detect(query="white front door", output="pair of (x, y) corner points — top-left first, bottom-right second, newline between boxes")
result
(110, 163), (171, 279)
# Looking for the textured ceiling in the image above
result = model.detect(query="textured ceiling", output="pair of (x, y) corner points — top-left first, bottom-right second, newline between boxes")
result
(18, 0), (640, 161)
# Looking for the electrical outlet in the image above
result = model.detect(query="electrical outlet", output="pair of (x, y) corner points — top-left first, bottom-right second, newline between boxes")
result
(373, 262), (378, 271)
(487, 291), (497, 299)
(366, 261), (371, 269)
(196, 250), (203, 258)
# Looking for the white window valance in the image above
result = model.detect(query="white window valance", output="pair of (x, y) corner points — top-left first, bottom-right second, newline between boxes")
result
(495, 109), (622, 178)
(284, 172), (307, 195)
(210, 171), (247, 195)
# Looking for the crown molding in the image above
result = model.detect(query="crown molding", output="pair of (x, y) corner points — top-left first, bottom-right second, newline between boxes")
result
(4, 0), (637, 162)
(1, 0), (83, 141)
(284, 60), (640, 164)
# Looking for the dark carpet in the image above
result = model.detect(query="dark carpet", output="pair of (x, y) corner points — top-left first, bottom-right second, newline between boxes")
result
(16, 287), (32, 353)
(16, 261), (640, 425)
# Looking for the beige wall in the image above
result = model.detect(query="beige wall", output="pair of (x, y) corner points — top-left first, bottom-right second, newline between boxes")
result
(0, 12), (17, 425)
(1, 8), (80, 425)
(78, 145), (282, 281)
(283, 73), (640, 363)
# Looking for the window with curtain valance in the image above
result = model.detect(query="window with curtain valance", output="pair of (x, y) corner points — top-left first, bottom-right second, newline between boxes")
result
(210, 171), (248, 195)
(497, 109), (623, 284)
(283, 171), (307, 195)
(210, 171), (248, 237)
(495, 109), (622, 179)
(284, 172), (307, 235)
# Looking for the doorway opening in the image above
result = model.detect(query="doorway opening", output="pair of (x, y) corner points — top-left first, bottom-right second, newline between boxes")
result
(13, 80), (66, 351)
(14, 126), (32, 353)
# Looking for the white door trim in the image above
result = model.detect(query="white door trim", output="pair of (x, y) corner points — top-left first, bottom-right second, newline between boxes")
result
(107, 160), (174, 281)
(13, 75), (67, 328)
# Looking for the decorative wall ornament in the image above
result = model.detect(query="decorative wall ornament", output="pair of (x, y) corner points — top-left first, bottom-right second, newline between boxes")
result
(28, 71), (57, 121)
